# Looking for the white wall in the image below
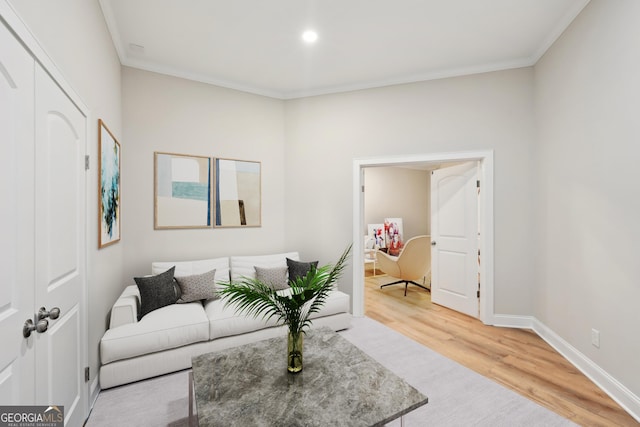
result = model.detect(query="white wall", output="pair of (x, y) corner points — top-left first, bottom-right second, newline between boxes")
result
(284, 68), (536, 313)
(121, 67), (287, 281)
(364, 167), (430, 240)
(7, 0), (122, 387)
(534, 0), (640, 400)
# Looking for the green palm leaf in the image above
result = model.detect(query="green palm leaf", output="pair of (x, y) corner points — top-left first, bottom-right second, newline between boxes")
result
(218, 244), (352, 335)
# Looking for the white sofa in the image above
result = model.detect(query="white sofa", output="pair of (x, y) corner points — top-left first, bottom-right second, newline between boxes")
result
(99, 252), (352, 389)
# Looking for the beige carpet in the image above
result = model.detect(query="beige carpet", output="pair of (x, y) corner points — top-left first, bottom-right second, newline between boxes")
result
(87, 317), (577, 426)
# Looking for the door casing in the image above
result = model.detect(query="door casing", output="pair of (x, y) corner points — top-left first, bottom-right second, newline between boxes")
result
(352, 150), (494, 325)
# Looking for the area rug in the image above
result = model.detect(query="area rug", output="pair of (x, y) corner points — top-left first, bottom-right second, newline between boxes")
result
(87, 317), (577, 426)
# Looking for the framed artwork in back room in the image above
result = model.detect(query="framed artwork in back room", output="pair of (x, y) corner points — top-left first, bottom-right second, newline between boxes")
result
(98, 119), (121, 248)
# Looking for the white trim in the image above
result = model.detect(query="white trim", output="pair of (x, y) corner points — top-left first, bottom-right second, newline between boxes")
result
(476, 314), (640, 422)
(97, 0), (590, 101)
(0, 2), (89, 114)
(532, 318), (640, 423)
(530, 0), (590, 64)
(89, 376), (100, 409)
(352, 150), (495, 325)
(491, 314), (535, 329)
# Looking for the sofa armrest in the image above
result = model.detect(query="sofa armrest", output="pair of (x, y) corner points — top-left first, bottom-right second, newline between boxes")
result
(109, 285), (140, 329)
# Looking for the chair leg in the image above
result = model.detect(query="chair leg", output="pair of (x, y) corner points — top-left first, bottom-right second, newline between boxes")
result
(380, 280), (431, 296)
(408, 281), (431, 294)
(380, 280), (404, 290)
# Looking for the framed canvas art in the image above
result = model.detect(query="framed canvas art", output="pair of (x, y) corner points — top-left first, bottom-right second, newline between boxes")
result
(214, 158), (261, 227)
(384, 217), (404, 256)
(154, 152), (212, 229)
(98, 119), (121, 248)
(367, 223), (386, 249)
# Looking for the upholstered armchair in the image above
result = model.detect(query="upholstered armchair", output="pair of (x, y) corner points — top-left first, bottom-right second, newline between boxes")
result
(376, 235), (431, 296)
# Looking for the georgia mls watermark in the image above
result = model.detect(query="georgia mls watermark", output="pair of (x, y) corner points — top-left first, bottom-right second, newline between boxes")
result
(0, 406), (64, 427)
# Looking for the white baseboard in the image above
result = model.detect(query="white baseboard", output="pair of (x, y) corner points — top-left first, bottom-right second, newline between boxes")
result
(490, 314), (535, 329)
(491, 313), (639, 422)
(531, 318), (640, 423)
(89, 375), (101, 410)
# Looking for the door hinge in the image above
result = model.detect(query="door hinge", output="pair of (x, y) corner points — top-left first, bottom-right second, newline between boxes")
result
(361, 185), (365, 193)
(84, 366), (90, 382)
(476, 180), (480, 188)
(85, 155), (90, 171)
(477, 289), (480, 298)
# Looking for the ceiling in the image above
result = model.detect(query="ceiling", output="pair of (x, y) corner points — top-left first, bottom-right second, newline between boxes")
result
(99, 0), (589, 100)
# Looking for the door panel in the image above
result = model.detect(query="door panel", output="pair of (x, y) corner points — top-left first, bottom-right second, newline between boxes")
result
(431, 162), (479, 317)
(439, 251), (467, 296)
(34, 64), (86, 426)
(46, 305), (81, 414)
(0, 20), (35, 405)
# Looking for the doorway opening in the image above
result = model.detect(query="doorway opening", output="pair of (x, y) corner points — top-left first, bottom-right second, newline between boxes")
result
(352, 151), (495, 325)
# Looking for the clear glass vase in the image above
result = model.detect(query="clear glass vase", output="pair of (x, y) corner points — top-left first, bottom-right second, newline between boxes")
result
(287, 331), (303, 373)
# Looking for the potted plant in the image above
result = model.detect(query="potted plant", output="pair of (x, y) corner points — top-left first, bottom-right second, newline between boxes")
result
(218, 245), (351, 373)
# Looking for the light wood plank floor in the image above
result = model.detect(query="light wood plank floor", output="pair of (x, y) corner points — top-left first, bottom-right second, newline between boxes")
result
(364, 272), (638, 426)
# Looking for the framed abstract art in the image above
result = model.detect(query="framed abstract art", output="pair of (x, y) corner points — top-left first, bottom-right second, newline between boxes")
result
(98, 119), (121, 248)
(154, 152), (212, 229)
(214, 158), (261, 227)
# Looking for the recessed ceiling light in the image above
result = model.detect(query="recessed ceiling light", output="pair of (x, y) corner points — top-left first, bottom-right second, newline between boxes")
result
(302, 30), (318, 43)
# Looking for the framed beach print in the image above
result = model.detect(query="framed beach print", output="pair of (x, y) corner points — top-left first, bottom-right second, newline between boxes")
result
(214, 158), (261, 227)
(154, 152), (212, 229)
(98, 119), (121, 248)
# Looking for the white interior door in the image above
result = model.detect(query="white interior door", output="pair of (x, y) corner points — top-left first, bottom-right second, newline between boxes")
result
(431, 162), (479, 318)
(33, 64), (87, 425)
(0, 19), (36, 405)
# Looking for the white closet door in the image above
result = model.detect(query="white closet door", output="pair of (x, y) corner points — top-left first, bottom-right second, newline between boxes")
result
(33, 64), (87, 426)
(0, 19), (36, 405)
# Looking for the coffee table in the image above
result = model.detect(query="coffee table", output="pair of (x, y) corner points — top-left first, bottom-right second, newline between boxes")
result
(190, 327), (428, 426)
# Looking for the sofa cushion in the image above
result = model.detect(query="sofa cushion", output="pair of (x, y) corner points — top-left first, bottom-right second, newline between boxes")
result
(287, 258), (319, 283)
(152, 257), (230, 287)
(230, 252), (299, 282)
(255, 266), (289, 290)
(204, 289), (350, 340)
(175, 269), (218, 303)
(100, 302), (209, 364)
(309, 290), (350, 319)
(134, 267), (178, 320)
(205, 297), (279, 339)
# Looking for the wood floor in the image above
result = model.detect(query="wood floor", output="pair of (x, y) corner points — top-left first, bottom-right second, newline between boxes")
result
(364, 272), (639, 427)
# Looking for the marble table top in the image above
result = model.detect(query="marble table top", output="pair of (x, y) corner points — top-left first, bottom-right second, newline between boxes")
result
(191, 327), (428, 426)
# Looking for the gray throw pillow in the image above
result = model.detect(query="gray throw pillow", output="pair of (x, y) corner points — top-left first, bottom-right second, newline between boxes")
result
(255, 266), (289, 290)
(287, 258), (319, 284)
(174, 269), (218, 303)
(134, 266), (178, 320)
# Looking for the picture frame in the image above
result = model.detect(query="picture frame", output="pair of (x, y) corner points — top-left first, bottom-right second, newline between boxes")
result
(384, 217), (404, 256)
(367, 223), (386, 249)
(154, 152), (212, 229)
(214, 158), (261, 227)
(98, 119), (121, 248)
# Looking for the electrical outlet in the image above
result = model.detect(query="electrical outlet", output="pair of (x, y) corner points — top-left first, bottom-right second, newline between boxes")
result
(591, 329), (600, 348)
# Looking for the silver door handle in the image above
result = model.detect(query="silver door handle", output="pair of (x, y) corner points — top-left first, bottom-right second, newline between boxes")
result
(38, 306), (60, 321)
(23, 318), (48, 338)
